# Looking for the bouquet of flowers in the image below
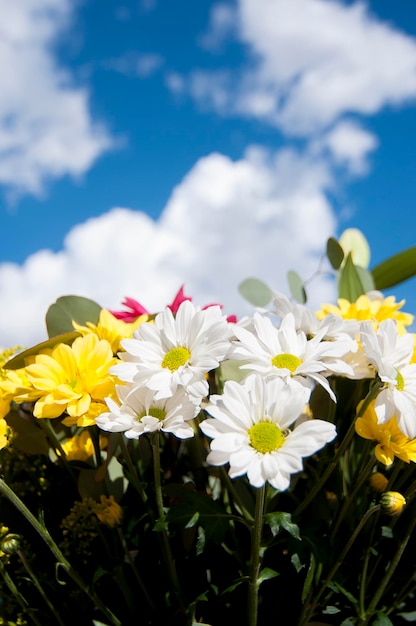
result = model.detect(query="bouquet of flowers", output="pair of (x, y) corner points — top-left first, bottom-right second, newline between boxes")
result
(1, 229), (416, 626)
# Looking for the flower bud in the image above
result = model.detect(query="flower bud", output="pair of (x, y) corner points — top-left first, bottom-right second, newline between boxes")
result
(0, 532), (21, 555)
(369, 472), (388, 493)
(380, 491), (406, 516)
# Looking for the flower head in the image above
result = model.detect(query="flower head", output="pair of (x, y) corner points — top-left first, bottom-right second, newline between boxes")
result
(73, 309), (148, 353)
(380, 491), (406, 516)
(15, 335), (118, 427)
(317, 292), (413, 334)
(355, 400), (416, 465)
(96, 384), (198, 439)
(360, 319), (416, 438)
(113, 300), (232, 401)
(60, 430), (108, 462)
(231, 312), (354, 401)
(200, 375), (336, 490)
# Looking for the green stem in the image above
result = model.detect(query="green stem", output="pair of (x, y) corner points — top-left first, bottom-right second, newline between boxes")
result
(330, 454), (376, 542)
(0, 478), (122, 626)
(116, 527), (156, 612)
(300, 505), (380, 625)
(248, 485), (266, 626)
(117, 433), (148, 503)
(361, 506), (416, 623)
(0, 558), (44, 626)
(150, 434), (184, 612)
(294, 381), (381, 519)
(17, 549), (66, 626)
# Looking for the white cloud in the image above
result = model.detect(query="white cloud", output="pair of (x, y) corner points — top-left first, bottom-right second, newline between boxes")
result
(179, 0), (416, 135)
(319, 121), (379, 175)
(0, 0), (112, 198)
(0, 146), (337, 347)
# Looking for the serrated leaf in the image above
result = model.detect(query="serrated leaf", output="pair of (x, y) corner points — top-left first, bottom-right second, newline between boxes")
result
(338, 253), (366, 301)
(327, 237), (344, 270)
(371, 246), (416, 290)
(265, 511), (300, 540)
(287, 270), (307, 303)
(3, 331), (80, 370)
(238, 278), (272, 307)
(46, 295), (102, 338)
(257, 567), (279, 587)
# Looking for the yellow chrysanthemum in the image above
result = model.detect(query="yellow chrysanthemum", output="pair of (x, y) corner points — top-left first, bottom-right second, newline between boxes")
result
(0, 347), (33, 419)
(15, 335), (118, 427)
(72, 309), (148, 354)
(316, 294), (413, 334)
(60, 430), (108, 461)
(93, 495), (123, 528)
(0, 417), (11, 450)
(355, 400), (416, 465)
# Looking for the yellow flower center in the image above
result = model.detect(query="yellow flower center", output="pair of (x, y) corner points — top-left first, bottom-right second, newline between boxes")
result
(138, 407), (166, 422)
(396, 370), (405, 391)
(271, 353), (302, 372)
(248, 421), (285, 454)
(161, 347), (191, 371)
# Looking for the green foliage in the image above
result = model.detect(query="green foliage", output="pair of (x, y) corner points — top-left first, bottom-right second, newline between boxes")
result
(3, 331), (80, 370)
(371, 246), (416, 289)
(326, 237), (345, 270)
(46, 295), (102, 338)
(287, 270), (307, 303)
(238, 277), (272, 306)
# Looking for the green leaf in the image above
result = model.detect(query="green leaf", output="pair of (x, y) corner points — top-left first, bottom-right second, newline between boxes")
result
(265, 511), (301, 540)
(338, 253), (366, 301)
(287, 270), (307, 304)
(328, 581), (358, 606)
(371, 246), (416, 290)
(301, 553), (316, 603)
(3, 332), (80, 370)
(238, 278), (272, 307)
(46, 295), (102, 338)
(323, 606), (341, 615)
(373, 612), (394, 626)
(381, 526), (394, 539)
(327, 237), (344, 270)
(398, 611), (416, 622)
(5, 410), (49, 456)
(257, 567), (279, 587)
(356, 265), (375, 293)
(291, 553), (304, 573)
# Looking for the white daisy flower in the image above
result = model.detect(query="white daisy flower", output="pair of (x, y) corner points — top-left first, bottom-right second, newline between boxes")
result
(96, 385), (199, 439)
(112, 300), (232, 401)
(360, 319), (416, 438)
(230, 312), (354, 401)
(200, 375), (336, 490)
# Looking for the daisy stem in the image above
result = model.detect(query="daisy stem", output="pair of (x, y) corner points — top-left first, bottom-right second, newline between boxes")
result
(0, 558), (44, 626)
(118, 433), (148, 503)
(248, 484), (266, 626)
(17, 548), (66, 626)
(0, 478), (122, 626)
(151, 433), (184, 613)
(360, 505), (416, 624)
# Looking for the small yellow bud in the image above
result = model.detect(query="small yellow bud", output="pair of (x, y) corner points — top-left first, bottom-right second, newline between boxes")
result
(0, 532), (21, 555)
(369, 472), (389, 493)
(380, 491), (406, 516)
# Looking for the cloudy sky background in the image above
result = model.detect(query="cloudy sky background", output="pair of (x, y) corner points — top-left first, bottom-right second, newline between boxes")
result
(1, 0), (416, 347)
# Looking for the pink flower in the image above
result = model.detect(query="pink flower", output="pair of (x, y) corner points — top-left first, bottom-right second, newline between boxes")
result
(110, 285), (237, 323)
(110, 297), (149, 322)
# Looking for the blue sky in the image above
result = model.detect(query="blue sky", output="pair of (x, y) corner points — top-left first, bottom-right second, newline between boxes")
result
(1, 0), (416, 347)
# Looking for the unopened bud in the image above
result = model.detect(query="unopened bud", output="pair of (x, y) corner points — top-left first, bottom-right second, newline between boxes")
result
(1, 533), (21, 555)
(369, 472), (389, 493)
(380, 491), (406, 516)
